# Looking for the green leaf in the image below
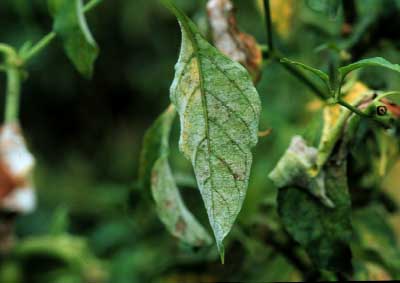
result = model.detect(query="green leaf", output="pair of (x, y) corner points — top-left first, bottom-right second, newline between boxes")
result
(306, 0), (341, 18)
(163, 0), (261, 260)
(353, 206), (400, 278)
(277, 161), (352, 272)
(139, 105), (176, 190)
(152, 157), (212, 247)
(339, 57), (400, 80)
(139, 106), (212, 247)
(49, 0), (99, 78)
(280, 58), (330, 89)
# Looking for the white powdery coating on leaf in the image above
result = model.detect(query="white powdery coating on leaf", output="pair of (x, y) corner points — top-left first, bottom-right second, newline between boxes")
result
(170, 16), (261, 252)
(0, 124), (35, 178)
(0, 123), (36, 213)
(1, 186), (36, 213)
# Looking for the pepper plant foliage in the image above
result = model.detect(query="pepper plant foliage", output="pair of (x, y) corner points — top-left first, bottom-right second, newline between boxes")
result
(138, 0), (400, 274)
(2, 0), (400, 281)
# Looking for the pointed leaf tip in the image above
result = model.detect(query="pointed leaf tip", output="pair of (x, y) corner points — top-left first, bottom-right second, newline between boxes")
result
(167, 3), (261, 257)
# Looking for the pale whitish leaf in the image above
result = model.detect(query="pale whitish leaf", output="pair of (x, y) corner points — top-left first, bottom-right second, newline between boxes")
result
(49, 0), (99, 78)
(140, 106), (212, 247)
(339, 57), (400, 79)
(163, 0), (261, 260)
(268, 136), (334, 208)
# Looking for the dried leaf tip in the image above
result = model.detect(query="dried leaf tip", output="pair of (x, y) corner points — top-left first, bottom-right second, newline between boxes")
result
(207, 0), (262, 83)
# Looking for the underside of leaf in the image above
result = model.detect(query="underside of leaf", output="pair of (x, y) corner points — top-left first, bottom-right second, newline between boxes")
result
(164, 1), (261, 260)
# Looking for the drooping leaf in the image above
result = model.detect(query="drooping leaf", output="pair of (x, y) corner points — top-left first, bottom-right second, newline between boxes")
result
(163, 0), (261, 260)
(139, 106), (212, 247)
(139, 105), (176, 191)
(151, 156), (212, 247)
(49, 0), (99, 78)
(277, 159), (352, 272)
(280, 58), (330, 88)
(306, 0), (341, 18)
(339, 57), (400, 80)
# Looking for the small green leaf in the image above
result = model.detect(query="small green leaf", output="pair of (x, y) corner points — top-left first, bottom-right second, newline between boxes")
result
(339, 57), (400, 80)
(49, 0), (99, 78)
(306, 0), (341, 18)
(139, 106), (212, 247)
(280, 58), (330, 89)
(163, 0), (261, 260)
(277, 160), (352, 272)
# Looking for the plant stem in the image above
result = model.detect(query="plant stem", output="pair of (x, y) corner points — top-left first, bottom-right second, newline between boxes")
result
(22, 32), (56, 62)
(21, 0), (101, 63)
(260, 0), (329, 100)
(278, 57), (328, 100)
(263, 0), (274, 55)
(337, 98), (369, 118)
(83, 0), (103, 12)
(4, 65), (21, 123)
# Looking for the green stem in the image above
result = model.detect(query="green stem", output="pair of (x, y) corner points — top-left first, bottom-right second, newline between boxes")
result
(0, 43), (17, 59)
(4, 65), (21, 123)
(263, 0), (274, 55)
(83, 0), (102, 12)
(337, 98), (369, 118)
(278, 56), (328, 100)
(21, 0), (101, 63)
(22, 32), (56, 62)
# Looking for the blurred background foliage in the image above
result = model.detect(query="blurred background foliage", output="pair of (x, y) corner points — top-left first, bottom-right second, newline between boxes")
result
(0, 0), (400, 282)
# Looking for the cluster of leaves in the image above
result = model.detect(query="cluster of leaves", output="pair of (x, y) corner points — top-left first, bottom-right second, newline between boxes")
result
(137, 0), (400, 279)
(1, 0), (400, 282)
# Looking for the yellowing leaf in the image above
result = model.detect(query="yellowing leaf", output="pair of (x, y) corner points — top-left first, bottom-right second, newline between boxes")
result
(163, 0), (261, 260)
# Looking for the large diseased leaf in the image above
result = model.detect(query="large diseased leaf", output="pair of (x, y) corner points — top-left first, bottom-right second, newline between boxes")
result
(49, 0), (99, 78)
(139, 106), (212, 247)
(277, 160), (352, 272)
(164, 0), (261, 259)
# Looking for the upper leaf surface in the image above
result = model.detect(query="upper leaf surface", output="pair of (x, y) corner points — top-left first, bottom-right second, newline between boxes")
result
(277, 157), (352, 271)
(164, 0), (261, 259)
(49, 0), (99, 78)
(339, 57), (400, 79)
